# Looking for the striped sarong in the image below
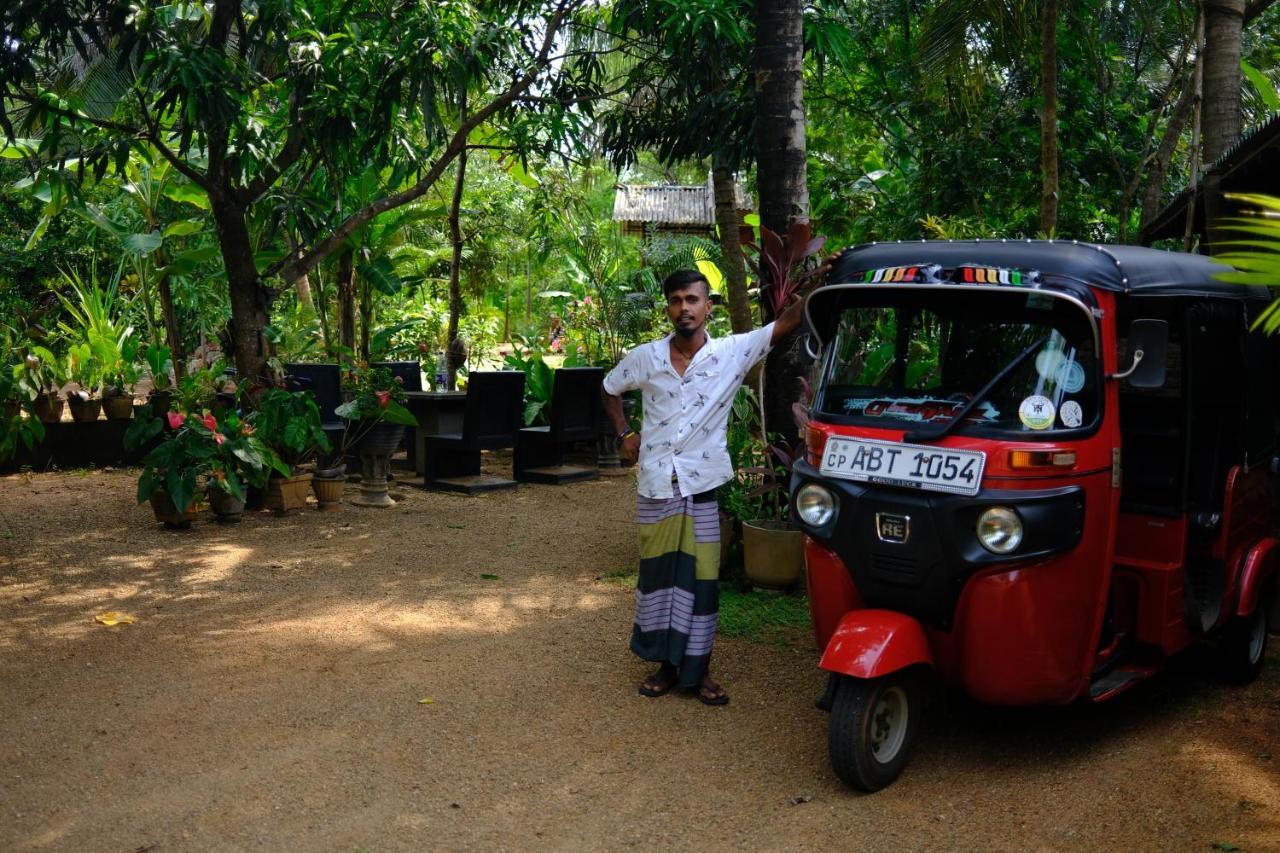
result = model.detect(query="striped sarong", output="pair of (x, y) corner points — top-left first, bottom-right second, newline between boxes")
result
(630, 488), (720, 688)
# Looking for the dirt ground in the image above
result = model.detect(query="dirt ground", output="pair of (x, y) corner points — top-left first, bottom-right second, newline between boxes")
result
(1, 466), (1277, 852)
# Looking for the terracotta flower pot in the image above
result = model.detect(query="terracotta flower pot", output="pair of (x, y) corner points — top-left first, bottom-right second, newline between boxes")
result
(67, 394), (102, 423)
(265, 472), (314, 515)
(149, 489), (200, 530)
(32, 393), (64, 424)
(742, 519), (805, 590)
(311, 468), (346, 512)
(102, 390), (134, 420)
(207, 488), (246, 524)
(149, 390), (174, 420)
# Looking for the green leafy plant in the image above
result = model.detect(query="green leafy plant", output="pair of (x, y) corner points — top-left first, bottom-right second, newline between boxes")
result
(136, 408), (285, 512)
(65, 341), (104, 399)
(250, 389), (333, 471)
(1214, 193), (1280, 335)
(140, 343), (174, 393)
(502, 345), (555, 425)
(0, 369), (45, 463)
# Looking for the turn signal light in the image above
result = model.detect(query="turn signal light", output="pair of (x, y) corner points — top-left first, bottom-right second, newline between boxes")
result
(1008, 449), (1077, 469)
(807, 425), (828, 464)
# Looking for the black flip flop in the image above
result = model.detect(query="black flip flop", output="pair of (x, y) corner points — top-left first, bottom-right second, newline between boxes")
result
(697, 682), (729, 706)
(638, 675), (675, 698)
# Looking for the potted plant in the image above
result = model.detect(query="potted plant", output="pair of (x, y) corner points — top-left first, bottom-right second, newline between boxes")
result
(102, 340), (141, 420)
(335, 364), (417, 507)
(738, 380), (814, 591)
(134, 410), (214, 530)
(250, 388), (331, 514)
(65, 342), (103, 422)
(203, 408), (288, 523)
(0, 370), (44, 464)
(17, 347), (65, 424)
(140, 343), (175, 418)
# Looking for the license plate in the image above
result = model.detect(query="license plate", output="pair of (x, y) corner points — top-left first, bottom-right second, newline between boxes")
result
(819, 437), (986, 496)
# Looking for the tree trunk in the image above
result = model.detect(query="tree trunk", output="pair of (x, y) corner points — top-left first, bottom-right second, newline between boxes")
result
(753, 0), (809, 244)
(1039, 0), (1060, 236)
(1202, 0), (1245, 165)
(285, 230), (315, 312)
(712, 158), (752, 334)
(446, 140), (468, 390)
(1139, 66), (1198, 237)
(753, 0), (809, 448)
(210, 196), (270, 384)
(156, 272), (185, 381)
(337, 248), (356, 355)
(359, 275), (372, 364)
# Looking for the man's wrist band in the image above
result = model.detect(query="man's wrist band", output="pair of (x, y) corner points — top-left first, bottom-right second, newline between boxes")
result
(617, 428), (638, 442)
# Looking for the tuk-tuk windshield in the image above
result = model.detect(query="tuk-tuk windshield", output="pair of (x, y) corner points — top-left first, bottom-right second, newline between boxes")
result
(817, 289), (1100, 436)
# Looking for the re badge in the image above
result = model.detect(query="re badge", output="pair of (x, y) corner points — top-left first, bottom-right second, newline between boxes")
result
(1019, 395), (1055, 430)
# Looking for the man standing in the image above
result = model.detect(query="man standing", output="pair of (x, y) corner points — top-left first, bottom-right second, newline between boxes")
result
(602, 268), (812, 705)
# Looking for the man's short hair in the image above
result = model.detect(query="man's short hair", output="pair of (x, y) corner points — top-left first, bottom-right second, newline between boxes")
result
(661, 269), (710, 298)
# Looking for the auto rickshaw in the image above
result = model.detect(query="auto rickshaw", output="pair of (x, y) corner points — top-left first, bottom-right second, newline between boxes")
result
(789, 240), (1279, 791)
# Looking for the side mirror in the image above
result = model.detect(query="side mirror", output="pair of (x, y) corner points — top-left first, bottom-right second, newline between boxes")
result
(1111, 319), (1169, 389)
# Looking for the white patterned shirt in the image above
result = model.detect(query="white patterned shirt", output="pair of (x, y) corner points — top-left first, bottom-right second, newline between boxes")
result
(603, 324), (775, 499)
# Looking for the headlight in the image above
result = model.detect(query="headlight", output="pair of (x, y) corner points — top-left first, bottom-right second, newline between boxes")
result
(977, 506), (1023, 554)
(795, 483), (836, 526)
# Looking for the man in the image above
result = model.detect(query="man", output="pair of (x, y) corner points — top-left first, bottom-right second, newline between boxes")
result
(601, 267), (813, 705)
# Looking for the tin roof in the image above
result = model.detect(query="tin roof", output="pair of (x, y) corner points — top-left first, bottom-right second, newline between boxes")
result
(611, 176), (752, 226)
(1140, 111), (1280, 244)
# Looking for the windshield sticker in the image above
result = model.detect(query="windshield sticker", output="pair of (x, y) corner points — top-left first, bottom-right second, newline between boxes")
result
(954, 266), (1042, 286)
(1018, 395), (1056, 430)
(1059, 400), (1083, 428)
(1056, 360), (1086, 393)
(1025, 293), (1053, 310)
(858, 263), (943, 284)
(842, 396), (1000, 424)
(1034, 350), (1066, 379)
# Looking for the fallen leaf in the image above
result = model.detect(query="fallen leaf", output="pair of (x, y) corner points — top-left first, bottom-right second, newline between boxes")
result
(480, 573), (500, 580)
(788, 795), (813, 806)
(1212, 843), (1240, 852)
(418, 697), (435, 705)
(95, 611), (136, 626)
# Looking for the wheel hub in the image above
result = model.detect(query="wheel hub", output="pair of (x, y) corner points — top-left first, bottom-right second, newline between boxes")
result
(870, 685), (909, 761)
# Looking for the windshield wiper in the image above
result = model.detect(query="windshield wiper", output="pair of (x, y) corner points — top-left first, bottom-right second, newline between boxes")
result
(904, 334), (1050, 444)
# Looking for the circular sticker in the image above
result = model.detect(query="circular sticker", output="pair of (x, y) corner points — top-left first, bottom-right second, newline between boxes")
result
(1034, 350), (1065, 379)
(1019, 395), (1056, 430)
(1060, 400), (1083, 428)
(1056, 360), (1086, 394)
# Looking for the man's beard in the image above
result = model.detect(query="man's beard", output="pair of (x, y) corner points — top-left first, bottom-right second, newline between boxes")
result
(674, 319), (702, 339)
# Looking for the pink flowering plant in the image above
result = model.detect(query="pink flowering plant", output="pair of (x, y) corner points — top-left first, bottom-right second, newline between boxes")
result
(335, 364), (416, 431)
(136, 408), (286, 512)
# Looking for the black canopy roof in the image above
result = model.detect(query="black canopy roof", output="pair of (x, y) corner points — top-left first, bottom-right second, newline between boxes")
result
(828, 239), (1268, 300)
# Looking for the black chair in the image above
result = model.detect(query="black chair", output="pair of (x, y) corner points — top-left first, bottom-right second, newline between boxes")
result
(423, 371), (526, 494)
(373, 361), (424, 392)
(284, 363), (345, 451)
(514, 367), (604, 484)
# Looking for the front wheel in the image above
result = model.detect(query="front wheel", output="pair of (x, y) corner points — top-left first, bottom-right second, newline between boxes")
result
(828, 673), (920, 791)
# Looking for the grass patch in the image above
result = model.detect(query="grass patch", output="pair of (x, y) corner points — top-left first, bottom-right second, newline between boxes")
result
(599, 568), (637, 585)
(600, 570), (812, 646)
(718, 588), (811, 646)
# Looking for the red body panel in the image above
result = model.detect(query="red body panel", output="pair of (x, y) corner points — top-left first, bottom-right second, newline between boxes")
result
(1236, 537), (1277, 617)
(818, 610), (933, 678)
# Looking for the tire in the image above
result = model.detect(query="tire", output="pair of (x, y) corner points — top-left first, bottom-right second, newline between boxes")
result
(1218, 583), (1272, 685)
(828, 673), (920, 792)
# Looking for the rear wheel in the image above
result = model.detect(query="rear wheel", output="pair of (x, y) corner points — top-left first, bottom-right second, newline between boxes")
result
(828, 673), (919, 791)
(1219, 583), (1272, 684)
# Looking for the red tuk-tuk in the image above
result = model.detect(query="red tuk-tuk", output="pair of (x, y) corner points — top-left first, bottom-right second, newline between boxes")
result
(791, 240), (1279, 791)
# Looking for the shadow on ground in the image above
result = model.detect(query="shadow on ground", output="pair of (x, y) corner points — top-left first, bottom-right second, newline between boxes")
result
(1, 470), (1276, 851)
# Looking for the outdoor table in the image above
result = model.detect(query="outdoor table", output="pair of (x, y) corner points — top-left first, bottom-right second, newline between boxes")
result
(402, 390), (467, 475)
